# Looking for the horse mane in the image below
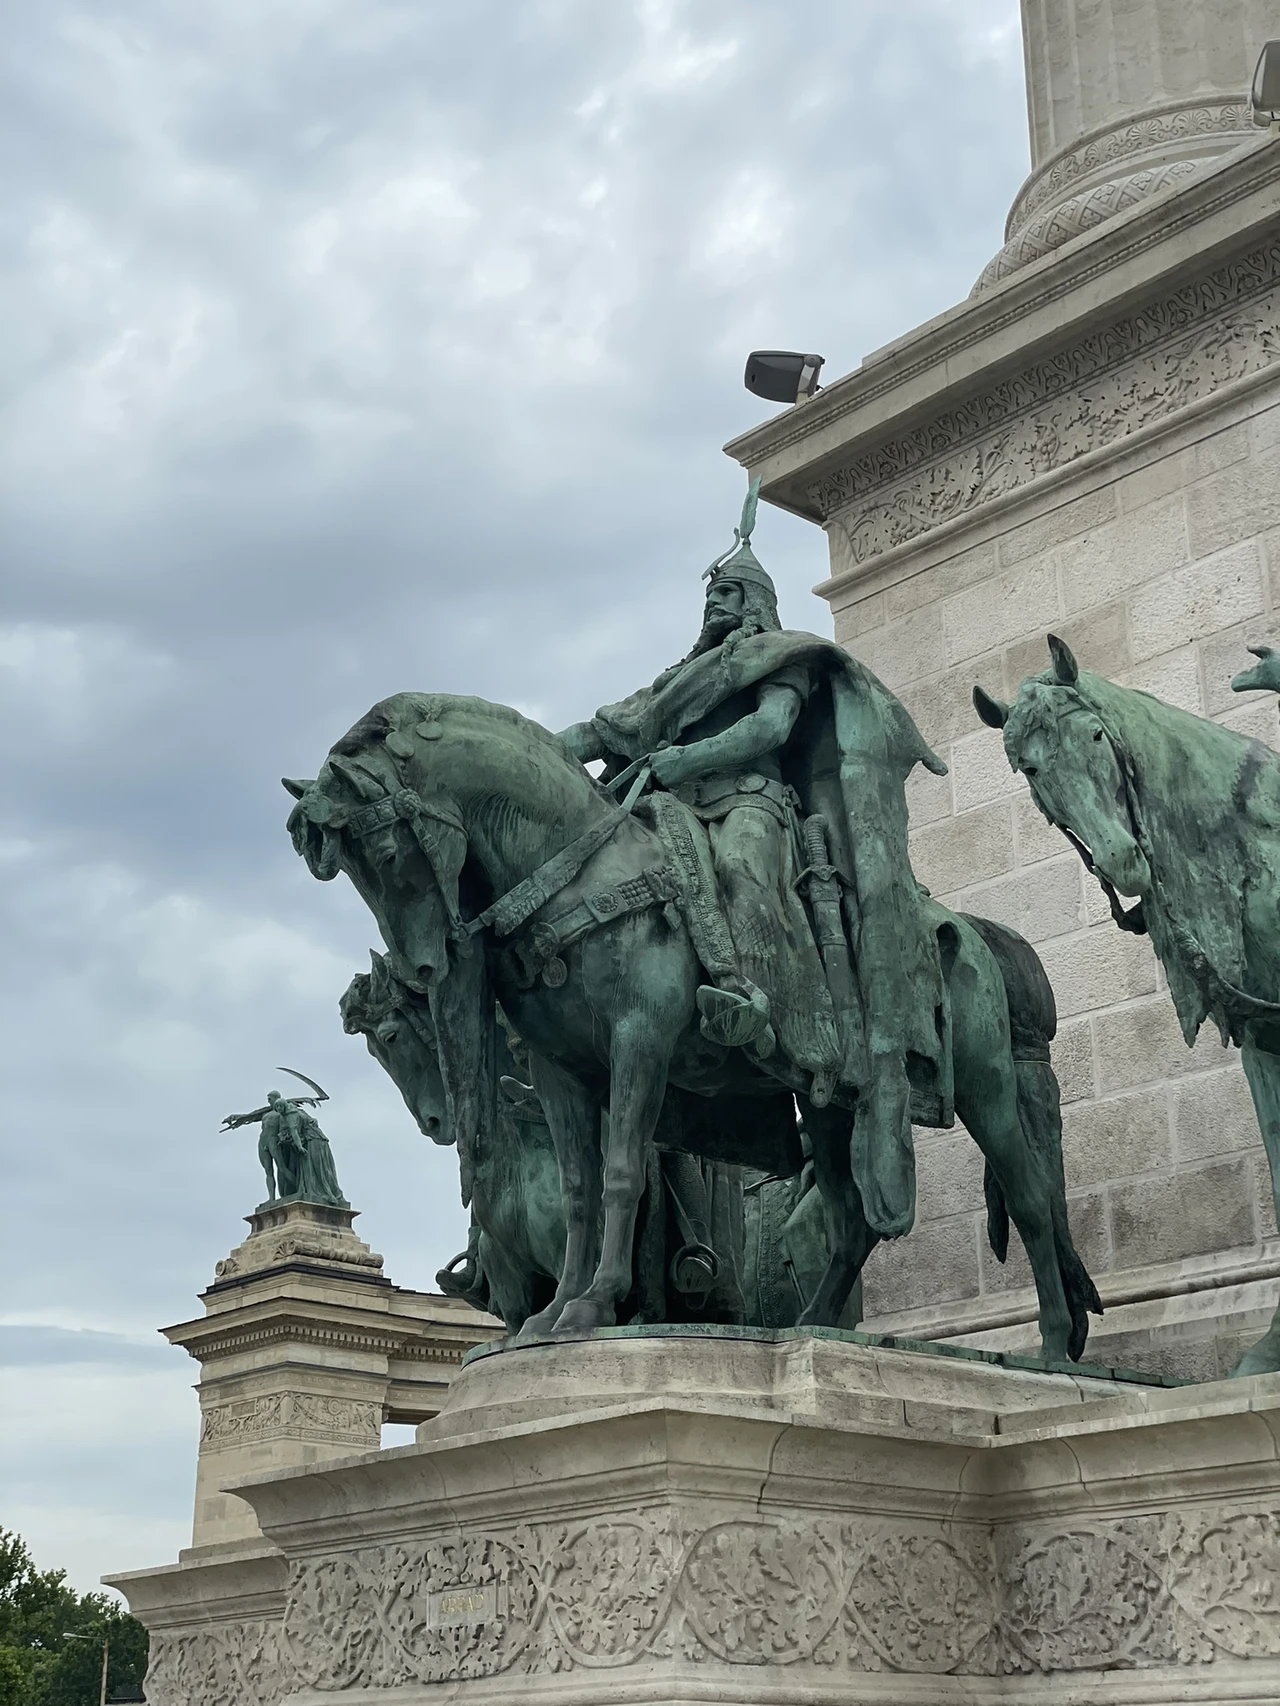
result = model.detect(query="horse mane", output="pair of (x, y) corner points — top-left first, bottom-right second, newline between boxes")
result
(1022, 670), (1280, 1042)
(330, 693), (558, 758)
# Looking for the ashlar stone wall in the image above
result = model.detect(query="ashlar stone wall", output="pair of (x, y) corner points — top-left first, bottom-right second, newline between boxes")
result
(836, 386), (1280, 1372)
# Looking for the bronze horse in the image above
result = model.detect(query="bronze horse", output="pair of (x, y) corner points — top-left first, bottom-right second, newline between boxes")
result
(976, 634), (1280, 1375)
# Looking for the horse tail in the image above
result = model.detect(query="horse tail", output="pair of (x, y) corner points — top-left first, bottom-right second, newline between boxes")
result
(961, 913), (1103, 1362)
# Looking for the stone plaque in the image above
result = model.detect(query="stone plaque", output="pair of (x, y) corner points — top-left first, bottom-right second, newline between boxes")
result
(427, 1582), (502, 1628)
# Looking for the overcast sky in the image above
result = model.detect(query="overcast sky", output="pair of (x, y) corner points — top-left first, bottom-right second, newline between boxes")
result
(1, 0), (1028, 1594)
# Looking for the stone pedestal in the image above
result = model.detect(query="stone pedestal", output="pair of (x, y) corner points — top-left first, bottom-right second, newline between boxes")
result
(108, 1328), (1280, 1703)
(726, 3), (1280, 1383)
(162, 1199), (502, 1551)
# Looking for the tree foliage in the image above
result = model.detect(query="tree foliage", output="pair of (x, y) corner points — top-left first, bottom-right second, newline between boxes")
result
(0, 1531), (147, 1704)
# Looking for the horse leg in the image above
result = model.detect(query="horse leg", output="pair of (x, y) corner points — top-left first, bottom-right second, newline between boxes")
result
(1232, 1030), (1280, 1376)
(950, 932), (1073, 1362)
(514, 1056), (601, 1342)
(554, 1017), (671, 1335)
(796, 1097), (880, 1327)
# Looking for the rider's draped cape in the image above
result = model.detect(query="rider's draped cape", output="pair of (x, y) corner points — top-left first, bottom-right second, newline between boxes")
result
(589, 629), (949, 1239)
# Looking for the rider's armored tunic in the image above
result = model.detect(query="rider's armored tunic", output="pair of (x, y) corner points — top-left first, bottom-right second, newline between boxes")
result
(664, 663), (842, 1080)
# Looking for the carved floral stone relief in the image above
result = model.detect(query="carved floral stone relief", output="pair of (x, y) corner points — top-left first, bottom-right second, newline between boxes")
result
(815, 243), (1280, 569)
(243, 1506), (1280, 1692)
(139, 1506), (1280, 1703)
(144, 1620), (282, 1706)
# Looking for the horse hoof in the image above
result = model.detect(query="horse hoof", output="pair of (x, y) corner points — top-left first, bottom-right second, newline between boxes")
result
(514, 1304), (564, 1344)
(553, 1300), (612, 1336)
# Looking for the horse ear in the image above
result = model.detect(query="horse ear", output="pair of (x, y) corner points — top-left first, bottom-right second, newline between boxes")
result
(282, 777), (313, 799)
(329, 756), (384, 800)
(1047, 634), (1079, 685)
(972, 685), (1010, 729)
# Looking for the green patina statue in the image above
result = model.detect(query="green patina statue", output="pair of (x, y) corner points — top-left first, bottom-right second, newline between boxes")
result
(975, 635), (1280, 1376)
(221, 1068), (349, 1210)
(339, 951), (858, 1333)
(286, 485), (1099, 1361)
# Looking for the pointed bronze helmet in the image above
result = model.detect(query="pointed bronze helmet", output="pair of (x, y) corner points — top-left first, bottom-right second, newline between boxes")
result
(703, 477), (780, 630)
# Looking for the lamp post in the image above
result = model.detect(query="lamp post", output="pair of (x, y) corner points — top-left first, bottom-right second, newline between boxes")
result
(62, 1631), (109, 1706)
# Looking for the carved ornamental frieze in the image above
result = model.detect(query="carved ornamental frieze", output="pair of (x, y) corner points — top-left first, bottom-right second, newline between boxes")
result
(140, 1502), (1280, 1701)
(199, 1392), (382, 1447)
(145, 1620), (283, 1706)
(817, 240), (1280, 570)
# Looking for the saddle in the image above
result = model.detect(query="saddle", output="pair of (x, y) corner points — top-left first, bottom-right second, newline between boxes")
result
(495, 792), (749, 1011)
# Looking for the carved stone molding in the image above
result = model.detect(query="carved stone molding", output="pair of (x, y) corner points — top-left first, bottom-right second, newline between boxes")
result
(259, 1506), (1280, 1690)
(975, 157), (1210, 295)
(815, 240), (1280, 570)
(144, 1619), (282, 1706)
(1006, 100), (1252, 240)
(199, 1392), (381, 1447)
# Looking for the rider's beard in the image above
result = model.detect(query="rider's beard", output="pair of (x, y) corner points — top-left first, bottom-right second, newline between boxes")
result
(689, 610), (742, 656)
(654, 610), (743, 686)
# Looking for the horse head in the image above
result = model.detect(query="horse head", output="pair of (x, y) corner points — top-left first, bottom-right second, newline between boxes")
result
(340, 950), (453, 1145)
(284, 704), (470, 994)
(973, 635), (1152, 901)
(288, 696), (498, 1204)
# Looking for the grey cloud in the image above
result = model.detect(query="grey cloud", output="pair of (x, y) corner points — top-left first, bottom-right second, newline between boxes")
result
(0, 1325), (172, 1368)
(2, 0), (1026, 1592)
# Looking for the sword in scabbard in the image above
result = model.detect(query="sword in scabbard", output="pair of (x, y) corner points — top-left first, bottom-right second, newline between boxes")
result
(799, 816), (863, 1088)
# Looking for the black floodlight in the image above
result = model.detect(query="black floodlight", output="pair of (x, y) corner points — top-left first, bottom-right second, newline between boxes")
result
(744, 350), (824, 406)
(1251, 40), (1280, 127)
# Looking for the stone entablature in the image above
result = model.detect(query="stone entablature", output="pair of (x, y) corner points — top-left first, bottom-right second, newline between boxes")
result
(726, 137), (1280, 553)
(824, 237), (1280, 563)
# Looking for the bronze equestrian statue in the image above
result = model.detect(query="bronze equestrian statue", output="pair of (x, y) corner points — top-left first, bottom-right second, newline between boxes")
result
(287, 487), (1099, 1360)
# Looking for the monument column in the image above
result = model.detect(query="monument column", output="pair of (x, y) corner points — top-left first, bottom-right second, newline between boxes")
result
(978, 0), (1266, 288)
(164, 1199), (501, 1552)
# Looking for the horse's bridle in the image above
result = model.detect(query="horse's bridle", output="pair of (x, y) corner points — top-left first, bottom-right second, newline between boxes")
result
(1049, 695), (1280, 1035)
(341, 754), (671, 983)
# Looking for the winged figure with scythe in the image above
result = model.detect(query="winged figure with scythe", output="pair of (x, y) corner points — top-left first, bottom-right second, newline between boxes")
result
(221, 1067), (349, 1208)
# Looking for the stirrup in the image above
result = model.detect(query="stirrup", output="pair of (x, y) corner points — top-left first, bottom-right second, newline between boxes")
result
(697, 984), (775, 1057)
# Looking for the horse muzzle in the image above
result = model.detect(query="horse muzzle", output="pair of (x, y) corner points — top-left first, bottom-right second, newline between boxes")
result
(1093, 834), (1151, 901)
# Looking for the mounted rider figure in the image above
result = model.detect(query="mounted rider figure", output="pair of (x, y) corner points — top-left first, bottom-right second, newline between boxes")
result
(559, 481), (952, 1238)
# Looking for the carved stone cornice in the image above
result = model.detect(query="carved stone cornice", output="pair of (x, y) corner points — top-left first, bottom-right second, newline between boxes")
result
(812, 239), (1280, 571)
(172, 1312), (473, 1367)
(724, 139), (1280, 524)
